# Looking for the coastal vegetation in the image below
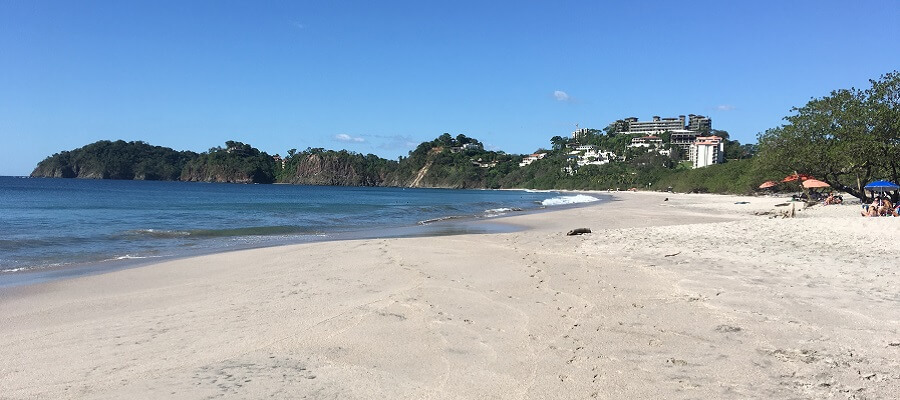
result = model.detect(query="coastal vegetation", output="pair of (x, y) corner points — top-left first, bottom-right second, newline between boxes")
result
(755, 71), (900, 200)
(181, 141), (277, 184)
(30, 140), (197, 180)
(31, 71), (898, 199)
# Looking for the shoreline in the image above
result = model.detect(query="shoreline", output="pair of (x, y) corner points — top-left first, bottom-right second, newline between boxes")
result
(2, 191), (898, 398)
(0, 192), (610, 290)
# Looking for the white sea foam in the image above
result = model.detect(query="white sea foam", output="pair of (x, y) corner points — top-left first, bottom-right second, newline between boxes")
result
(113, 255), (157, 260)
(131, 229), (191, 238)
(418, 215), (465, 225)
(540, 194), (600, 206)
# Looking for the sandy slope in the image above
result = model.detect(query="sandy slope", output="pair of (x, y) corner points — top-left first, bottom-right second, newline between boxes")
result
(1, 191), (898, 399)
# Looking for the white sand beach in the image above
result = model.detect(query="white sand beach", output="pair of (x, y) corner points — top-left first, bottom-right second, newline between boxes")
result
(1, 192), (899, 399)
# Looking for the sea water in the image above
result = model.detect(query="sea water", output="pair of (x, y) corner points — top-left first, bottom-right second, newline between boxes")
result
(0, 177), (602, 287)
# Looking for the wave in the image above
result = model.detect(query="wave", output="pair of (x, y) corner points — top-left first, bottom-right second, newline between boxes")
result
(540, 194), (600, 206)
(111, 255), (161, 261)
(129, 229), (192, 238)
(126, 225), (319, 239)
(481, 207), (524, 217)
(1, 261), (66, 273)
(417, 215), (466, 225)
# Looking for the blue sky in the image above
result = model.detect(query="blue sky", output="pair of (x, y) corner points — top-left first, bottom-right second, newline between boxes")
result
(1, 1), (898, 175)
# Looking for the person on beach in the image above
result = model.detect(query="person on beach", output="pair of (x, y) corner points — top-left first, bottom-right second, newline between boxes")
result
(862, 196), (898, 217)
(862, 196), (884, 217)
(882, 197), (896, 216)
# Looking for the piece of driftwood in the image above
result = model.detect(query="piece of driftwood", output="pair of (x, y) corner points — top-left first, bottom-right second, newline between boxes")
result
(664, 251), (681, 257)
(566, 228), (592, 236)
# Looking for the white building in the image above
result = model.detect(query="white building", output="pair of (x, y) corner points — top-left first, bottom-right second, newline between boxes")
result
(628, 136), (663, 148)
(572, 128), (590, 141)
(575, 148), (617, 166)
(691, 136), (724, 168)
(519, 153), (547, 167)
(616, 116), (686, 134)
(613, 114), (712, 137)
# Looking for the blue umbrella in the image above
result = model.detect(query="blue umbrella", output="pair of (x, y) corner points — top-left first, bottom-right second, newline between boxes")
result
(864, 180), (900, 192)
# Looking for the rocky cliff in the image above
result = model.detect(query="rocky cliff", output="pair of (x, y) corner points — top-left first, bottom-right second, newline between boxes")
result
(281, 153), (398, 186)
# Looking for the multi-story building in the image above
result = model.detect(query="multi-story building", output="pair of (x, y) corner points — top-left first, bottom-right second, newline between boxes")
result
(626, 116), (686, 134)
(691, 136), (724, 168)
(688, 114), (712, 133)
(572, 128), (590, 141)
(613, 114), (712, 135)
(611, 114), (713, 160)
(612, 118), (636, 133)
(669, 129), (698, 159)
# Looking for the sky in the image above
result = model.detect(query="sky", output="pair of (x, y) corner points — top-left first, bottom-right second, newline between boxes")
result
(1, 1), (899, 176)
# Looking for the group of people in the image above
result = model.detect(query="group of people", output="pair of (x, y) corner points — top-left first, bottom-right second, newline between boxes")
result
(861, 195), (900, 217)
(823, 193), (843, 205)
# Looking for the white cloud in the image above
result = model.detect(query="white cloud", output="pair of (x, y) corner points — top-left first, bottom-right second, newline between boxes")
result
(334, 133), (365, 143)
(715, 104), (736, 111)
(553, 90), (570, 102)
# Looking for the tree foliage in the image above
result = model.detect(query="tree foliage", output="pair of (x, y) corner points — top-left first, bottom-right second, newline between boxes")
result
(31, 140), (198, 180)
(181, 141), (276, 183)
(755, 71), (900, 200)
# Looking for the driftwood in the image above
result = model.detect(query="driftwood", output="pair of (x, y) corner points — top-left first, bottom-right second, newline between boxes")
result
(566, 228), (592, 236)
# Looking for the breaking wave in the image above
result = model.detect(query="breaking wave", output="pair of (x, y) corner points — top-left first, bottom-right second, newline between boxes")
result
(540, 194), (600, 206)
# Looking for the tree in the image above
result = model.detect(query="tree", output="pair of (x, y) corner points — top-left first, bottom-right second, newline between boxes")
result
(755, 71), (900, 201)
(550, 136), (568, 151)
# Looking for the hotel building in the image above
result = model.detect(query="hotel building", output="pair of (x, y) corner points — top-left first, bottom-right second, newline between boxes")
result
(691, 136), (725, 168)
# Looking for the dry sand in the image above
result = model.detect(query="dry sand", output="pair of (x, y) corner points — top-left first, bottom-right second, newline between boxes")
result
(1, 191), (899, 399)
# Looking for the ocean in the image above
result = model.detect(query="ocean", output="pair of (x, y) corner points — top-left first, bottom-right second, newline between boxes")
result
(0, 176), (603, 287)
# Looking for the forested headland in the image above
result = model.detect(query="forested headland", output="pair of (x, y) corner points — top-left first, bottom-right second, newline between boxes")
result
(31, 71), (899, 201)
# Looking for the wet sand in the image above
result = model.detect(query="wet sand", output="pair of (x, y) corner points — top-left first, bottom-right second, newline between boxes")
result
(1, 191), (898, 399)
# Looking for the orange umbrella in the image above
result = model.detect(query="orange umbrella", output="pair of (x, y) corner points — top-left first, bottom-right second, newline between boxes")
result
(802, 179), (830, 188)
(758, 181), (778, 189)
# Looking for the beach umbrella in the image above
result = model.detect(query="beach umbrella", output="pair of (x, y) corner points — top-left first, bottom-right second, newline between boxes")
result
(802, 179), (830, 188)
(758, 180), (778, 189)
(864, 180), (899, 192)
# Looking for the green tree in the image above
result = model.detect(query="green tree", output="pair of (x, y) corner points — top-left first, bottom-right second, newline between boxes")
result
(550, 136), (568, 151)
(755, 71), (900, 201)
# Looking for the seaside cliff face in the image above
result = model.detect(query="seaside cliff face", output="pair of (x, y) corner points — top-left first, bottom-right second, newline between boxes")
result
(30, 162), (93, 179)
(179, 165), (262, 184)
(180, 142), (276, 184)
(281, 153), (394, 186)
